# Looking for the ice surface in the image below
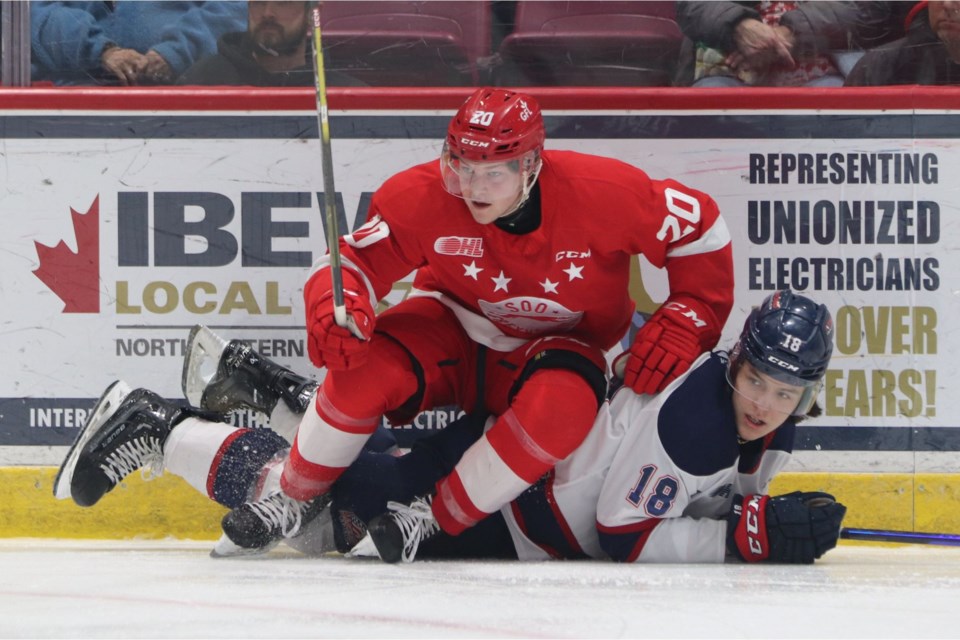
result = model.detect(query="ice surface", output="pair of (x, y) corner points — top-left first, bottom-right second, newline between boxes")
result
(1, 539), (958, 638)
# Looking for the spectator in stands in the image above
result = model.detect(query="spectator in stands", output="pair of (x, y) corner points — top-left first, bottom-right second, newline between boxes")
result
(846, 1), (960, 85)
(31, 1), (246, 86)
(178, 1), (364, 87)
(853, 1), (920, 49)
(827, 1), (920, 78)
(672, 1), (860, 87)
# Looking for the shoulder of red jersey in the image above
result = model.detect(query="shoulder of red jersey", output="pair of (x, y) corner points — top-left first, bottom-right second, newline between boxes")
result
(539, 150), (720, 228)
(374, 160), (446, 198)
(365, 160), (480, 239)
(541, 149), (653, 184)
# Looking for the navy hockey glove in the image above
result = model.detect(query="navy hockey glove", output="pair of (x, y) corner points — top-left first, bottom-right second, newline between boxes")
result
(304, 267), (375, 370)
(726, 491), (846, 564)
(615, 297), (720, 395)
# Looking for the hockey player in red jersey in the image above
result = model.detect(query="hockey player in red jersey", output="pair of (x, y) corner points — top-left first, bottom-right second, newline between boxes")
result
(53, 86), (733, 556)
(213, 86), (734, 554)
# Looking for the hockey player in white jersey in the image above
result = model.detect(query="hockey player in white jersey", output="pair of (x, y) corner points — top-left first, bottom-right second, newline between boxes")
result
(351, 287), (844, 564)
(494, 287), (843, 564)
(54, 289), (843, 564)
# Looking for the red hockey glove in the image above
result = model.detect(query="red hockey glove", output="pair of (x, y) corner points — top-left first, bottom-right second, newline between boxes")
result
(614, 297), (719, 395)
(304, 267), (375, 370)
(726, 492), (847, 564)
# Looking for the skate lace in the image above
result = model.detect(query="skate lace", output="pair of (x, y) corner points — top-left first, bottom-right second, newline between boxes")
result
(100, 436), (165, 485)
(248, 492), (307, 538)
(385, 497), (439, 563)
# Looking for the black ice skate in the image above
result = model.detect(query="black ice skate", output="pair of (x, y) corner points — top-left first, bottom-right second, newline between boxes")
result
(361, 495), (440, 563)
(213, 490), (331, 557)
(181, 324), (317, 416)
(54, 381), (189, 507)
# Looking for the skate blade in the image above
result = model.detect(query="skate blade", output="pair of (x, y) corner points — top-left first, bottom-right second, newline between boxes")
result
(53, 380), (133, 501)
(209, 533), (280, 559)
(181, 324), (229, 408)
(345, 532), (382, 560)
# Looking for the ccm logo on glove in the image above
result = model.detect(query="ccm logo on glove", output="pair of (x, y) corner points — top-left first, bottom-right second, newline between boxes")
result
(739, 494), (768, 559)
(662, 300), (708, 328)
(727, 491), (847, 564)
(615, 297), (719, 395)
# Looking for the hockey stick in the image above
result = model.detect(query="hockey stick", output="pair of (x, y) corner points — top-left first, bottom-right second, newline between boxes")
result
(840, 527), (960, 547)
(311, 6), (363, 339)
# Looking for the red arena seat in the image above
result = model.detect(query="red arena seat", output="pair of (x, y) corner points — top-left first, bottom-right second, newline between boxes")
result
(319, 1), (491, 86)
(495, 1), (682, 87)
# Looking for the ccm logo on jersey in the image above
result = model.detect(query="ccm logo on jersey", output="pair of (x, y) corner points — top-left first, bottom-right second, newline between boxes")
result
(555, 250), (591, 261)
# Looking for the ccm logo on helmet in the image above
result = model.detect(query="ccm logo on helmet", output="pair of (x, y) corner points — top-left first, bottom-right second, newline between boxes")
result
(767, 355), (800, 372)
(460, 138), (490, 148)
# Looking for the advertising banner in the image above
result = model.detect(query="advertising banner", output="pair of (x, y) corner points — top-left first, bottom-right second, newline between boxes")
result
(2, 104), (958, 465)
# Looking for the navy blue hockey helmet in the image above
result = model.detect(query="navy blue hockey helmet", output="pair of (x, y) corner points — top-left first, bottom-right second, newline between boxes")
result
(728, 289), (834, 416)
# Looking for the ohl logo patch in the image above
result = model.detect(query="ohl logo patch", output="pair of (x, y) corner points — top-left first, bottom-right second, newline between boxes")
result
(32, 196), (100, 313)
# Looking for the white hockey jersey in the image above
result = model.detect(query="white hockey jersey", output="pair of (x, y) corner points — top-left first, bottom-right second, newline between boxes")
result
(501, 351), (797, 563)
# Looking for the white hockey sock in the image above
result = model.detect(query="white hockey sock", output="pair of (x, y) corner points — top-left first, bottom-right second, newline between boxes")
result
(268, 400), (307, 445)
(163, 418), (241, 497)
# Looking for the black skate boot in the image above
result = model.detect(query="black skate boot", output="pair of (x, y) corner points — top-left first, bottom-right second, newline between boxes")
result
(54, 381), (191, 507)
(360, 495), (440, 563)
(213, 490), (331, 557)
(181, 324), (317, 416)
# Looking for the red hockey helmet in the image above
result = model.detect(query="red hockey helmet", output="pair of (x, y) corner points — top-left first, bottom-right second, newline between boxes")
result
(441, 88), (545, 208)
(444, 87), (545, 162)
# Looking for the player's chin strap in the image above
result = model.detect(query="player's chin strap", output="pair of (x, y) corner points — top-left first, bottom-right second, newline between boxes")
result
(520, 160), (542, 207)
(499, 159), (543, 219)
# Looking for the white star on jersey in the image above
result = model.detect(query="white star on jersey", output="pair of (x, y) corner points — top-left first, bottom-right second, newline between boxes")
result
(492, 271), (511, 292)
(463, 261), (483, 280)
(540, 278), (559, 294)
(563, 262), (584, 281)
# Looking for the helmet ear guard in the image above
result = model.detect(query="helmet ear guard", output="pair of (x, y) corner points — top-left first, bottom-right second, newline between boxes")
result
(519, 150), (540, 172)
(517, 149), (543, 204)
(728, 289), (835, 417)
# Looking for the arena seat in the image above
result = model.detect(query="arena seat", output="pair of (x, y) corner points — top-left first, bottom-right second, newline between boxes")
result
(495, 1), (682, 87)
(318, 1), (491, 86)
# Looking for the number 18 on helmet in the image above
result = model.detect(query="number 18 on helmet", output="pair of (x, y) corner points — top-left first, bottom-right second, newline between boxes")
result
(728, 289), (834, 416)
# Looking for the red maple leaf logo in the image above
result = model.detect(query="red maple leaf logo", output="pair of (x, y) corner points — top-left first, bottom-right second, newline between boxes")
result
(33, 196), (100, 313)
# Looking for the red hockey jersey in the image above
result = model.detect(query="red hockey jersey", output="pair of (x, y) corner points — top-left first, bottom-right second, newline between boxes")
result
(328, 150), (734, 353)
